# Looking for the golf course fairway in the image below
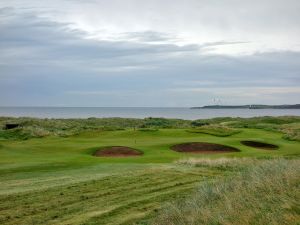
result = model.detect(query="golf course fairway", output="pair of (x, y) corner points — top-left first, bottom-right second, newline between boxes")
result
(0, 121), (299, 225)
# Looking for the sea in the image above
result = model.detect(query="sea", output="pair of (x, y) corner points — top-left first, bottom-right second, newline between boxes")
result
(0, 107), (300, 120)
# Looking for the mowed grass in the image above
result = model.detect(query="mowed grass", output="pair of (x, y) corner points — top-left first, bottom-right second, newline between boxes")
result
(0, 127), (299, 224)
(0, 165), (219, 225)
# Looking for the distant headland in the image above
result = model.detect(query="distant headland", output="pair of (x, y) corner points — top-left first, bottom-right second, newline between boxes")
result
(191, 104), (300, 109)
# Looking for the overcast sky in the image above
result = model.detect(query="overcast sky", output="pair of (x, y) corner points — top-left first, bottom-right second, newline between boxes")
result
(0, 0), (300, 106)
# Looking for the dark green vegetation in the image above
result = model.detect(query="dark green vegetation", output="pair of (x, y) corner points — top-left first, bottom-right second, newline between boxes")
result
(0, 116), (299, 224)
(192, 104), (300, 109)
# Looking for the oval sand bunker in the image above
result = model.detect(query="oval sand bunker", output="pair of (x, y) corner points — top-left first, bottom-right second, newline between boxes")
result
(94, 146), (143, 157)
(171, 142), (240, 154)
(241, 141), (278, 150)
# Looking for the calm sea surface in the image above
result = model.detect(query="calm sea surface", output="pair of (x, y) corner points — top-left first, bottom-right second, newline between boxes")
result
(0, 107), (300, 120)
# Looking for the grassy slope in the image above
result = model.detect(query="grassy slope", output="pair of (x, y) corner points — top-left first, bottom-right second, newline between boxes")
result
(187, 125), (241, 137)
(0, 126), (299, 224)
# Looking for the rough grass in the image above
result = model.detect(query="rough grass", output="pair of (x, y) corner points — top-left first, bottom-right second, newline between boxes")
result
(175, 157), (256, 170)
(224, 117), (300, 141)
(152, 159), (300, 225)
(280, 123), (300, 141)
(0, 117), (190, 140)
(1, 116), (300, 141)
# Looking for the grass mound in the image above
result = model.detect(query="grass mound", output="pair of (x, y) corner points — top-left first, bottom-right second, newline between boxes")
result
(137, 128), (159, 132)
(171, 142), (240, 154)
(187, 125), (241, 137)
(153, 159), (300, 225)
(223, 116), (300, 141)
(94, 146), (143, 157)
(241, 140), (279, 150)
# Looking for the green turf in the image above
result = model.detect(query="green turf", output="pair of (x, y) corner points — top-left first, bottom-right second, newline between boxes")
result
(0, 128), (299, 165)
(187, 125), (241, 137)
(0, 126), (299, 224)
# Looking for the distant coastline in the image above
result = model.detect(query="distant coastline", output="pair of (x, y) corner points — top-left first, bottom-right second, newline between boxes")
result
(1, 106), (300, 119)
(191, 104), (300, 109)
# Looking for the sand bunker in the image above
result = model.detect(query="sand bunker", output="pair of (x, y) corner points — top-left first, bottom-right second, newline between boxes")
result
(94, 146), (143, 157)
(171, 142), (240, 154)
(241, 141), (278, 150)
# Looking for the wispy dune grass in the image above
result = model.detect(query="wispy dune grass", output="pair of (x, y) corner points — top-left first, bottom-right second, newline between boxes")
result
(175, 157), (255, 169)
(153, 159), (300, 225)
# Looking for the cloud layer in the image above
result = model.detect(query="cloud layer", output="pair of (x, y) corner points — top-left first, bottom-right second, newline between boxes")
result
(0, 1), (299, 106)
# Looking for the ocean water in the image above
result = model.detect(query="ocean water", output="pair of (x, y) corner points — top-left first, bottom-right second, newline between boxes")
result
(0, 107), (300, 120)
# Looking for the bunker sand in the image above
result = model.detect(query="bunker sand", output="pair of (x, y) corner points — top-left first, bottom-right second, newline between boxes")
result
(94, 146), (143, 157)
(171, 142), (240, 154)
(241, 141), (278, 150)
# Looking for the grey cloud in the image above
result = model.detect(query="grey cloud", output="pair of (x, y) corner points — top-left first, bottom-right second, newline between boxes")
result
(121, 31), (179, 43)
(0, 9), (200, 69)
(0, 6), (299, 106)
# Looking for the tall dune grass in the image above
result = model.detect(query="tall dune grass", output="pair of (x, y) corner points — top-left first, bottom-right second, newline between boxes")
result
(175, 157), (256, 169)
(1, 116), (300, 140)
(153, 159), (300, 225)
